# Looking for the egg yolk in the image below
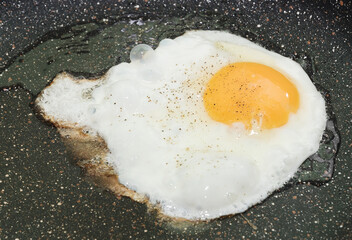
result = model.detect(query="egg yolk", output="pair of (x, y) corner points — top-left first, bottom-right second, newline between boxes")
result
(203, 62), (299, 130)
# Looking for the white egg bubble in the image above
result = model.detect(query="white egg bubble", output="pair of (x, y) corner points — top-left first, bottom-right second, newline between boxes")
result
(130, 44), (153, 62)
(159, 38), (175, 47)
(88, 105), (97, 115)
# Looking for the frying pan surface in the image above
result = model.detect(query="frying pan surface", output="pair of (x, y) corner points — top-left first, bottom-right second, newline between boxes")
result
(0, 0), (351, 239)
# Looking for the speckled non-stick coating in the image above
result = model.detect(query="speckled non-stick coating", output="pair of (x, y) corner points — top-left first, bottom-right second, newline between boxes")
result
(0, 0), (351, 239)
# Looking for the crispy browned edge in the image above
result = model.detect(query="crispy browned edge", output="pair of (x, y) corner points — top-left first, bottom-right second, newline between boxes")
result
(35, 72), (202, 224)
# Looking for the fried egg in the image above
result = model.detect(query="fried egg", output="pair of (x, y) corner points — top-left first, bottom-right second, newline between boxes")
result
(36, 30), (326, 220)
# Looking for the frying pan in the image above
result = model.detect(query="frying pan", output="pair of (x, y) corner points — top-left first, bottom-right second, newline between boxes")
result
(0, 0), (351, 239)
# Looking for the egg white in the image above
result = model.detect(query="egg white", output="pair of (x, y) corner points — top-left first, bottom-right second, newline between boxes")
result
(36, 30), (326, 220)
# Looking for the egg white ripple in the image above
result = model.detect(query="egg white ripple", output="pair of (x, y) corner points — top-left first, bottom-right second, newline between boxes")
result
(37, 30), (326, 220)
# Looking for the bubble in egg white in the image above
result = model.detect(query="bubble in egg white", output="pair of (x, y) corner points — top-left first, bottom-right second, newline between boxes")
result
(130, 43), (154, 62)
(159, 38), (175, 47)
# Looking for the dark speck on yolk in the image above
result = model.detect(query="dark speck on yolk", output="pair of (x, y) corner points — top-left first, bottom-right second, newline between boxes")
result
(203, 62), (300, 130)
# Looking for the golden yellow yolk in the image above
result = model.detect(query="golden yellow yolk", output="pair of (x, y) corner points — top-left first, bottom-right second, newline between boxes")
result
(203, 62), (299, 130)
